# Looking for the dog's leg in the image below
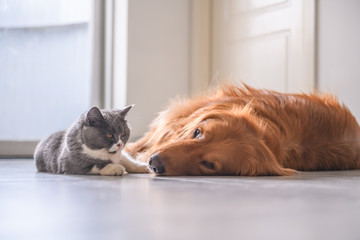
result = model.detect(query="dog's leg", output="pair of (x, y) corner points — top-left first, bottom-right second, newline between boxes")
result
(119, 151), (150, 173)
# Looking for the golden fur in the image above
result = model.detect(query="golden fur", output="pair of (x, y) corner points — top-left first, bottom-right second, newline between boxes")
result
(126, 84), (360, 176)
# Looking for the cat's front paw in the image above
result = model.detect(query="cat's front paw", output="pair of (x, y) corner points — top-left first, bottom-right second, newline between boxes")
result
(100, 164), (126, 176)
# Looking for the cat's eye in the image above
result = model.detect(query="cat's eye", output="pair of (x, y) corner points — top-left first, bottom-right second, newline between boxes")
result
(106, 133), (113, 139)
(121, 132), (126, 137)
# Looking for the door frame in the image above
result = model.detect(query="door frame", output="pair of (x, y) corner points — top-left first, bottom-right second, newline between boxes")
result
(189, 0), (212, 95)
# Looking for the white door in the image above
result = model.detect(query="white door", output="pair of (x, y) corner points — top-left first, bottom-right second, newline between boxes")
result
(212, 0), (315, 92)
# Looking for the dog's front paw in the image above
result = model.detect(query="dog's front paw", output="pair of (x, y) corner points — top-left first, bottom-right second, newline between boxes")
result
(131, 162), (151, 173)
(100, 164), (126, 176)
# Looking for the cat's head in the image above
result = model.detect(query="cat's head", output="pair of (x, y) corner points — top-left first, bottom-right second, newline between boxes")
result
(81, 106), (132, 154)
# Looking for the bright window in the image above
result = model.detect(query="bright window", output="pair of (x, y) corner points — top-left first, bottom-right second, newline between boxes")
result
(0, 0), (93, 141)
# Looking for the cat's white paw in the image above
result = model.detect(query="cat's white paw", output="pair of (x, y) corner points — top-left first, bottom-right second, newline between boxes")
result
(99, 164), (126, 176)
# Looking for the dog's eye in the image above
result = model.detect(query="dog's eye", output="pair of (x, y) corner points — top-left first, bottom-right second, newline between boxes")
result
(193, 129), (201, 138)
(201, 161), (215, 170)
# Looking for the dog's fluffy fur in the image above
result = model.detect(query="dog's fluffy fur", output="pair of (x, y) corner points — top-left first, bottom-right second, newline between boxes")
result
(126, 84), (360, 176)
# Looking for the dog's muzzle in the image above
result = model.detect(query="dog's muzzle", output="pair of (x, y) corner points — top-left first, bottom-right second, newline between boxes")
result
(149, 153), (166, 174)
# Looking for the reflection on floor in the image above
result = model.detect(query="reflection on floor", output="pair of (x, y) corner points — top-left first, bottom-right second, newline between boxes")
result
(1, 159), (360, 240)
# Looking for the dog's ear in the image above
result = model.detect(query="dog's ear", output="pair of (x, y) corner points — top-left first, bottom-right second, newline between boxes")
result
(253, 141), (296, 176)
(238, 140), (296, 176)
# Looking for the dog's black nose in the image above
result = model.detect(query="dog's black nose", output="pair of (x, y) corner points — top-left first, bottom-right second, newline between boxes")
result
(149, 153), (165, 174)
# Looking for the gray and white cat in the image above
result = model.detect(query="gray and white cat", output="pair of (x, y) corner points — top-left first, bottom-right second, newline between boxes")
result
(34, 106), (148, 176)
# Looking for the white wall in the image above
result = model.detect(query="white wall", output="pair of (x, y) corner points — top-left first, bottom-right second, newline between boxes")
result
(317, 0), (360, 121)
(126, 0), (190, 139)
(124, 0), (360, 143)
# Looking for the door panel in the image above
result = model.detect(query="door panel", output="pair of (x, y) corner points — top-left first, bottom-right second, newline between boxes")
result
(212, 0), (314, 92)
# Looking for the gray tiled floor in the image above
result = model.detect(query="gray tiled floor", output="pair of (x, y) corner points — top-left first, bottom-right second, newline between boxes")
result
(1, 159), (360, 240)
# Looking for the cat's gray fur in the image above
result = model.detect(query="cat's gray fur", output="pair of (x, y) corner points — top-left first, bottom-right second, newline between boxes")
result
(34, 106), (148, 175)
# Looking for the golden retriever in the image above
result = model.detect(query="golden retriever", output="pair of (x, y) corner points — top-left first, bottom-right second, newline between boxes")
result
(125, 84), (360, 176)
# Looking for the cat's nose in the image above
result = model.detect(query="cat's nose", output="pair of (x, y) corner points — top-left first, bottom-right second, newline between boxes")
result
(149, 153), (165, 174)
(117, 143), (122, 148)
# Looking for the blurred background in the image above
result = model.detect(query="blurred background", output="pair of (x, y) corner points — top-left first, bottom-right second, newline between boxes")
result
(0, 0), (359, 157)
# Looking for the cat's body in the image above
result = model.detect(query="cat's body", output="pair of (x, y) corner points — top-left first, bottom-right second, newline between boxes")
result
(34, 106), (148, 175)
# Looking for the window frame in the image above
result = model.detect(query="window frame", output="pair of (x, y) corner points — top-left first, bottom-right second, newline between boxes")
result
(0, 0), (118, 157)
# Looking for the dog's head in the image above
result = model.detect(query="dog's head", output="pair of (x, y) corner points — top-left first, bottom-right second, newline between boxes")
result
(148, 105), (294, 176)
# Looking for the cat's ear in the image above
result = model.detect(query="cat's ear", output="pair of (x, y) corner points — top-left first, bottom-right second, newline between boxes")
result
(85, 107), (105, 127)
(119, 105), (133, 118)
